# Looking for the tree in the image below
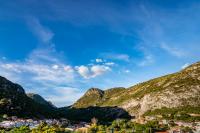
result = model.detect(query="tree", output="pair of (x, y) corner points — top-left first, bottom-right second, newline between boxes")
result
(10, 126), (30, 133)
(0, 98), (11, 107)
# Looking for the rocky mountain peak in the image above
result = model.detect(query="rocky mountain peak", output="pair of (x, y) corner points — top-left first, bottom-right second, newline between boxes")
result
(85, 88), (104, 97)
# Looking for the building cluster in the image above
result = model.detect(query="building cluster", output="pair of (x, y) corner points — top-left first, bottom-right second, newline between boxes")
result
(66, 122), (91, 132)
(0, 116), (69, 129)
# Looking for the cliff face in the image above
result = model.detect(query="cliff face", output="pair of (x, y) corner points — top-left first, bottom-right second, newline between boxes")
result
(73, 62), (200, 117)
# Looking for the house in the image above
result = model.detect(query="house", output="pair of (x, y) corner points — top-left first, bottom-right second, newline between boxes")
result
(76, 127), (88, 133)
(159, 119), (168, 125)
(145, 116), (156, 121)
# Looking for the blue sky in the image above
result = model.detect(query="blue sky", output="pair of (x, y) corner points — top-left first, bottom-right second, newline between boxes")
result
(0, 0), (200, 107)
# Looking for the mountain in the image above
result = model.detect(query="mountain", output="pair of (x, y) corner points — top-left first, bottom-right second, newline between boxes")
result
(27, 93), (56, 108)
(73, 61), (200, 118)
(56, 87), (131, 122)
(0, 76), (58, 118)
(73, 88), (104, 107)
(0, 75), (131, 122)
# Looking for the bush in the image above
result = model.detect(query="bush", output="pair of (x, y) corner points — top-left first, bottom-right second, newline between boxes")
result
(10, 126), (30, 133)
(31, 122), (72, 133)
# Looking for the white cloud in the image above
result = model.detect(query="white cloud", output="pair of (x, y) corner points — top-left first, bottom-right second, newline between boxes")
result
(101, 53), (130, 62)
(104, 62), (115, 66)
(52, 64), (59, 70)
(181, 63), (189, 69)
(0, 53), (78, 107)
(91, 65), (110, 77)
(124, 70), (130, 73)
(95, 58), (103, 63)
(45, 87), (84, 107)
(75, 65), (91, 79)
(138, 54), (154, 66)
(28, 48), (60, 64)
(0, 61), (75, 85)
(75, 65), (111, 79)
(64, 65), (74, 73)
(27, 17), (54, 44)
(160, 43), (185, 57)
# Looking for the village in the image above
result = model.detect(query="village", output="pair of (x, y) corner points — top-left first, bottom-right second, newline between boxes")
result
(1, 115), (200, 133)
(0, 115), (90, 132)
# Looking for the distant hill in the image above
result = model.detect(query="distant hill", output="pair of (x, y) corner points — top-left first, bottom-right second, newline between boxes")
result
(27, 93), (56, 108)
(73, 61), (200, 118)
(0, 76), (58, 118)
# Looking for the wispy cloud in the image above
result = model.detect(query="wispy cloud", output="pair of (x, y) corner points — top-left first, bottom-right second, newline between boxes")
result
(160, 43), (185, 57)
(104, 62), (115, 66)
(124, 69), (130, 73)
(45, 86), (84, 107)
(138, 54), (154, 66)
(0, 56), (75, 85)
(27, 17), (54, 44)
(101, 53), (130, 62)
(95, 58), (103, 63)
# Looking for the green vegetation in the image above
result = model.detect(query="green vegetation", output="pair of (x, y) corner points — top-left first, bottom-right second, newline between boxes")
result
(10, 126), (31, 133)
(87, 119), (168, 133)
(144, 106), (200, 122)
(73, 88), (104, 108)
(59, 106), (131, 122)
(0, 122), (73, 133)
